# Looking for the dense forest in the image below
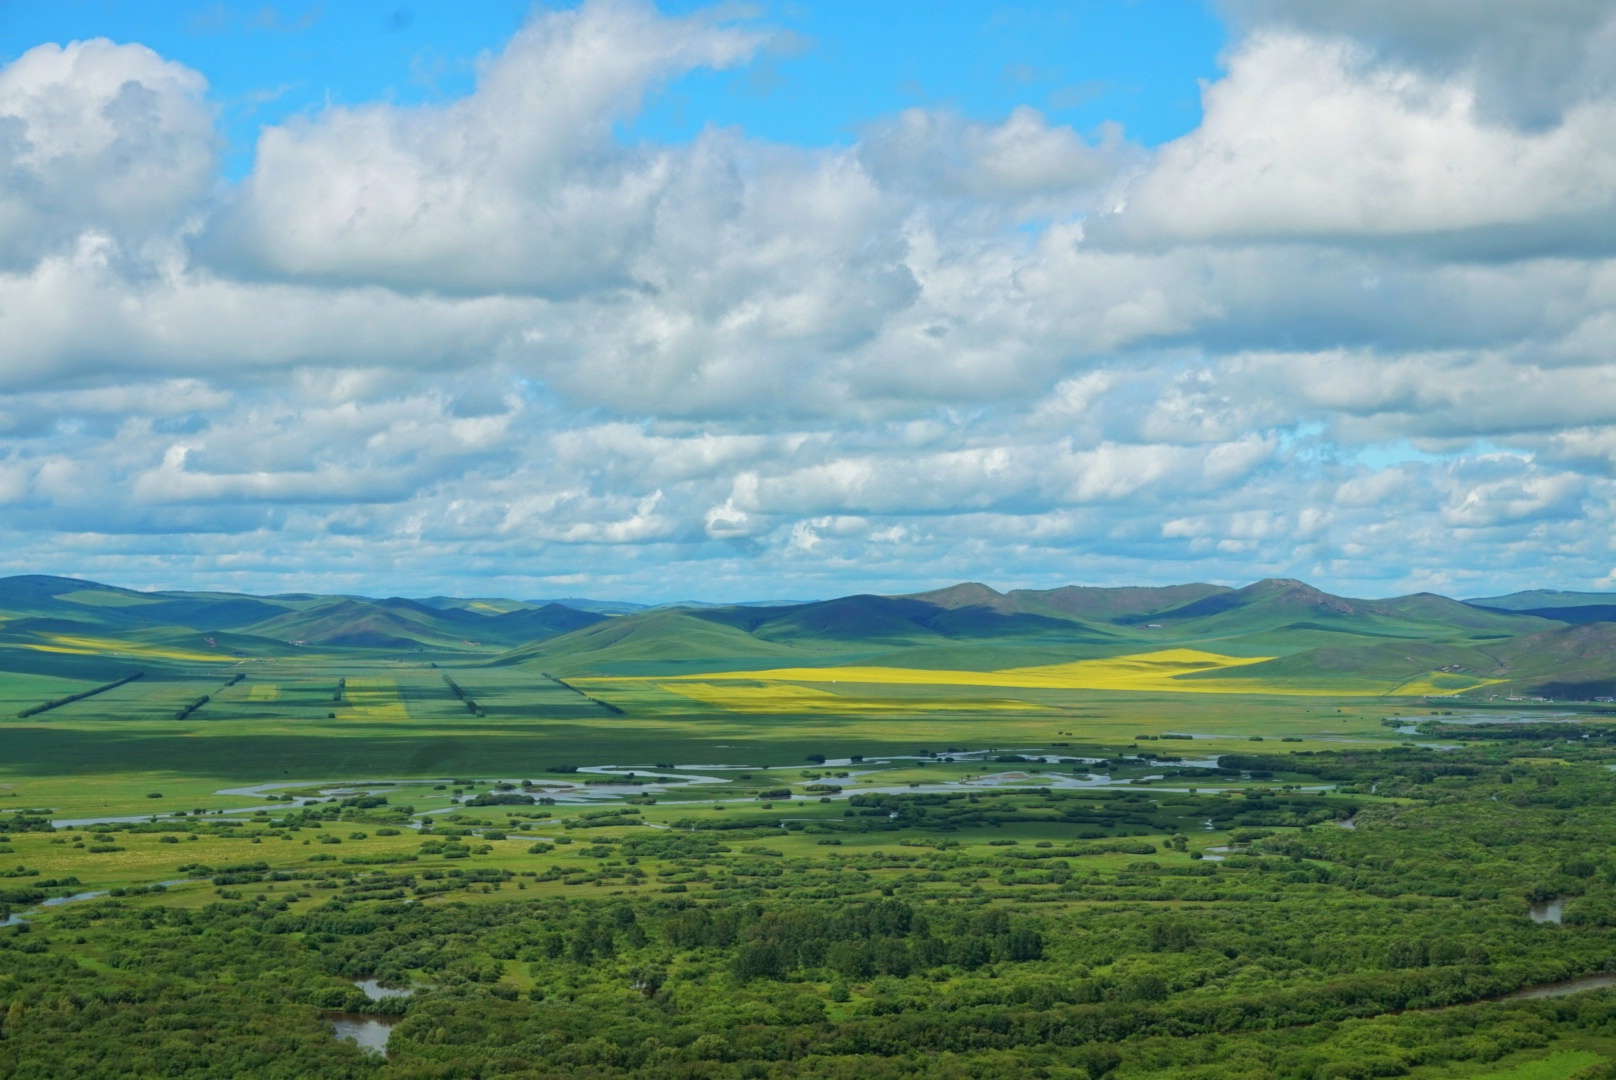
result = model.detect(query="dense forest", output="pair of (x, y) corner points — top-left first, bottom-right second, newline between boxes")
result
(7, 738), (1616, 1077)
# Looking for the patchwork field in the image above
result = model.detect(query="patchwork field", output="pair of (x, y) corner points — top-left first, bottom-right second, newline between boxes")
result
(601, 647), (1504, 699)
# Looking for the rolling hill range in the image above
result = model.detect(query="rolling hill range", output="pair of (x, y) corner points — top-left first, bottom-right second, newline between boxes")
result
(3, 573), (1616, 700)
(0, 575), (611, 672)
(501, 578), (1616, 699)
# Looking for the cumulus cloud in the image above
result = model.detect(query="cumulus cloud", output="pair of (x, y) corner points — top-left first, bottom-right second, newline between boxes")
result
(0, 237), (535, 389)
(1219, 0), (1616, 128)
(0, 38), (214, 267)
(860, 105), (1135, 208)
(3, 0), (1616, 598)
(203, 0), (767, 295)
(1095, 32), (1616, 249)
(1439, 459), (1587, 528)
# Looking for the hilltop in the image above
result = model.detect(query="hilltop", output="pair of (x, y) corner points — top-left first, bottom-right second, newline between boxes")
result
(3, 573), (1615, 699)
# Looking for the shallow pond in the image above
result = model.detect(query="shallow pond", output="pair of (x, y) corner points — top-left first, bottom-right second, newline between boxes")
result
(356, 979), (413, 1000)
(1529, 897), (1566, 924)
(325, 1012), (398, 1054)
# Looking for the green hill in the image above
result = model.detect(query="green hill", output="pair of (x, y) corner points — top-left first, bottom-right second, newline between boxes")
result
(1487, 623), (1616, 698)
(7, 573), (1616, 699)
(0, 575), (608, 667)
(493, 610), (809, 675)
(1467, 589), (1616, 610)
(903, 581), (1230, 622)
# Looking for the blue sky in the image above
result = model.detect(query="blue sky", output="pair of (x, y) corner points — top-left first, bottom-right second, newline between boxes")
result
(0, 0), (1614, 601)
(1, 1), (1224, 174)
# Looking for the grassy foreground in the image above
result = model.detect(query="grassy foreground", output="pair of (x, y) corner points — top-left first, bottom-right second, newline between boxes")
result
(5, 642), (1616, 1078)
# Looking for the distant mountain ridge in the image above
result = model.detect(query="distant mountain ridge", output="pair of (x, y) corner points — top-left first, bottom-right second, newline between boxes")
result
(0, 576), (615, 655)
(4, 573), (1616, 698)
(1467, 589), (1616, 610)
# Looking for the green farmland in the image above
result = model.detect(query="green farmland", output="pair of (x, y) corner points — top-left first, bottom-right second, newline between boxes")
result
(6, 575), (1616, 1078)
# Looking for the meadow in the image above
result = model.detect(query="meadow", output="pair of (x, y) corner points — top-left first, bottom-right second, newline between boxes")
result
(6, 576), (1616, 1077)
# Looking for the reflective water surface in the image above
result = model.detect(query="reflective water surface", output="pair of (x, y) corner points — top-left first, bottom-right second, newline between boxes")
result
(1529, 897), (1565, 924)
(326, 1012), (398, 1054)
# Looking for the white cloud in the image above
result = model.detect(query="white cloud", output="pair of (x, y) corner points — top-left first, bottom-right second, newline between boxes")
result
(0, 38), (214, 267)
(1099, 32), (1616, 246)
(1440, 465), (1586, 528)
(0, 239), (533, 389)
(2, 2), (1616, 598)
(1220, 0), (1616, 127)
(204, 0), (766, 295)
(131, 444), (415, 505)
(860, 105), (1134, 206)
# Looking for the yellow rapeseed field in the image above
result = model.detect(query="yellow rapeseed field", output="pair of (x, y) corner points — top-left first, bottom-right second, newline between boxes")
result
(344, 677), (410, 720)
(656, 681), (1039, 713)
(28, 634), (235, 663)
(598, 648), (1500, 698)
(627, 649), (1267, 692)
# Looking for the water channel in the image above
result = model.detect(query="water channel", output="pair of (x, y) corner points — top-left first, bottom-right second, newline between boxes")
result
(2, 878), (195, 928)
(47, 752), (1289, 832)
(1502, 974), (1616, 1000)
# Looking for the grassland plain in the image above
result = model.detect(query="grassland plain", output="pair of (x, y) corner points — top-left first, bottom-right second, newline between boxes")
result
(6, 576), (1616, 1076)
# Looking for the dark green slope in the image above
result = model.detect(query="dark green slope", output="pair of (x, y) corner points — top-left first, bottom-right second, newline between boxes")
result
(712, 594), (1090, 644)
(684, 594), (947, 638)
(528, 598), (649, 615)
(1149, 578), (1367, 622)
(1487, 623), (1616, 697)
(0, 576), (606, 650)
(1362, 592), (1554, 635)
(1181, 616), (1616, 698)
(1509, 604), (1616, 626)
(1125, 580), (1532, 644)
(762, 595), (960, 641)
(1143, 584), (1535, 691)
(919, 604), (1115, 640)
(902, 581), (1230, 623)
(1180, 639), (1496, 691)
(367, 597), (604, 643)
(1466, 589), (1616, 611)
(129, 597), (290, 630)
(486, 603), (608, 640)
(0, 577), (169, 627)
(241, 599), (473, 650)
(684, 596), (919, 639)
(901, 582), (1017, 612)
(1469, 602), (1616, 626)
(1011, 582), (1230, 621)
(493, 611), (806, 675)
(0, 574), (139, 607)
(0, 576), (302, 632)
